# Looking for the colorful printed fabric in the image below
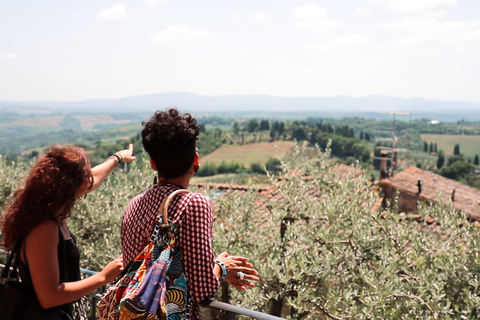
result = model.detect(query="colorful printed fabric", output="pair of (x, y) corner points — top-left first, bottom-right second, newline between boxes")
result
(97, 213), (192, 320)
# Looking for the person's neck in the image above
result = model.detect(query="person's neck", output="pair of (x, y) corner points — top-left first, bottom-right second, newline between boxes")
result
(158, 175), (190, 189)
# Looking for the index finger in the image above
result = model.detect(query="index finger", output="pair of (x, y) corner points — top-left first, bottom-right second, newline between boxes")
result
(129, 143), (134, 153)
(228, 255), (249, 262)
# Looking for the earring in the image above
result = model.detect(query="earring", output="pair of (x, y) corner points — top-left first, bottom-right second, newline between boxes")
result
(153, 176), (158, 185)
(193, 164), (200, 173)
(79, 193), (87, 201)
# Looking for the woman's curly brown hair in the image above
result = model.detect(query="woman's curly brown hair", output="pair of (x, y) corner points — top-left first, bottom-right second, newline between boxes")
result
(142, 108), (200, 180)
(1, 145), (93, 249)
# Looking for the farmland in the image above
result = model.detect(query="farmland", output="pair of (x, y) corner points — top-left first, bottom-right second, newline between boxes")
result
(199, 141), (295, 166)
(420, 134), (480, 159)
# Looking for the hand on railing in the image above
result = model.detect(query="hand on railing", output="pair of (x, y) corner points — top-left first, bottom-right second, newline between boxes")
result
(215, 251), (260, 290)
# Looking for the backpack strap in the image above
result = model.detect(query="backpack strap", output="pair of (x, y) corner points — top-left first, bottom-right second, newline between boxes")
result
(158, 189), (191, 239)
(1, 234), (24, 284)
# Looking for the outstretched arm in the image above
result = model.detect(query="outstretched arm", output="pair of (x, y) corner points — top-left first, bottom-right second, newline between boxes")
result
(90, 143), (136, 192)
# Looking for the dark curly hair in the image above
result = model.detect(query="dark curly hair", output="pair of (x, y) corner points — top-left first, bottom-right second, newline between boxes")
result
(142, 108), (199, 180)
(1, 145), (93, 249)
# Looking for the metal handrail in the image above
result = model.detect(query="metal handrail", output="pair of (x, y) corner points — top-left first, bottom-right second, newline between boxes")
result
(201, 299), (286, 320)
(1, 248), (286, 320)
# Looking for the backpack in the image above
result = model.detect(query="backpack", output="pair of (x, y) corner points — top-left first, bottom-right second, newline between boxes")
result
(97, 189), (192, 320)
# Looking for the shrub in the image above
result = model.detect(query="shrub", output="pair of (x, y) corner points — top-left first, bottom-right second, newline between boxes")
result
(212, 142), (480, 319)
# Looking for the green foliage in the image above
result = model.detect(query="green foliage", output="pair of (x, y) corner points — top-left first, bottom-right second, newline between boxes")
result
(292, 127), (306, 141)
(60, 115), (81, 131)
(440, 160), (475, 180)
(196, 161), (246, 177)
(197, 129), (228, 156)
(68, 158), (150, 270)
(212, 142), (480, 319)
(248, 119), (259, 133)
(4, 139), (480, 319)
(0, 157), (30, 212)
(313, 132), (370, 163)
(454, 144), (461, 156)
(448, 155), (464, 166)
(437, 150), (445, 169)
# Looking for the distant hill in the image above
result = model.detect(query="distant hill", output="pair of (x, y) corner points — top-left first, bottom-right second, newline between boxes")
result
(1, 92), (480, 121)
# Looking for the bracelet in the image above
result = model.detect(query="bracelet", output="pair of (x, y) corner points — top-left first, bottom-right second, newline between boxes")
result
(115, 152), (124, 163)
(107, 154), (122, 167)
(215, 259), (227, 281)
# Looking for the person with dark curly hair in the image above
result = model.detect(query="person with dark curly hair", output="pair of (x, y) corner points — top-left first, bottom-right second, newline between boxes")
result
(1, 144), (136, 319)
(121, 108), (259, 319)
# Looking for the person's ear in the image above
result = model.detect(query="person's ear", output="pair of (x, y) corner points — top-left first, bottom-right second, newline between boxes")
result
(194, 152), (199, 165)
(150, 158), (157, 171)
(193, 153), (200, 173)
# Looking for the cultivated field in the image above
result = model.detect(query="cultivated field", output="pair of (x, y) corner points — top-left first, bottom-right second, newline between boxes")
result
(0, 114), (133, 131)
(73, 115), (132, 130)
(421, 134), (480, 159)
(0, 115), (64, 129)
(200, 141), (295, 166)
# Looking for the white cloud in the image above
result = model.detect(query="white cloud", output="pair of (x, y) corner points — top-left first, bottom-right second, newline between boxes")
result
(4, 53), (19, 59)
(364, 0), (456, 15)
(354, 8), (373, 14)
(387, 18), (480, 46)
(98, 4), (127, 20)
(293, 4), (341, 33)
(343, 54), (384, 67)
(253, 10), (268, 21)
(151, 24), (213, 42)
(295, 68), (318, 75)
(146, 0), (169, 6)
(344, 54), (364, 66)
(306, 34), (371, 50)
(419, 48), (443, 55)
(328, 34), (371, 46)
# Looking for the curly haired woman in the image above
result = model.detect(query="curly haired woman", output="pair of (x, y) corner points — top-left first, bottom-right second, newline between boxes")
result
(121, 108), (260, 319)
(1, 144), (136, 319)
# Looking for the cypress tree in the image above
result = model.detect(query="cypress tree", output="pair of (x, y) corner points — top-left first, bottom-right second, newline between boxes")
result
(454, 144), (460, 156)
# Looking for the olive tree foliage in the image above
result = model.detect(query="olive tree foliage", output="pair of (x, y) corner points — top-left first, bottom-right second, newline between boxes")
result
(68, 159), (151, 271)
(3, 145), (480, 319)
(211, 142), (480, 319)
(0, 157), (29, 215)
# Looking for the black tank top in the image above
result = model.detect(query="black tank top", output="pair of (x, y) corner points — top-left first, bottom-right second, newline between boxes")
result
(17, 225), (81, 316)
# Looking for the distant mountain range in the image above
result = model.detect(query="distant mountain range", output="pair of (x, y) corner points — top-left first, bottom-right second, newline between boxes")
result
(1, 92), (479, 122)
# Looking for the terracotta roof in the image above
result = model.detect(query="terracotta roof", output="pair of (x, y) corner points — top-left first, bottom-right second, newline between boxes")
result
(379, 166), (480, 221)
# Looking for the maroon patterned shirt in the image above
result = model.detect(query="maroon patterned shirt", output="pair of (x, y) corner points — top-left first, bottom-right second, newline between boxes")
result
(121, 182), (220, 319)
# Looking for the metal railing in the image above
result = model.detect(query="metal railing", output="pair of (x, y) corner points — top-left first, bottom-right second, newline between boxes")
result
(1, 248), (286, 320)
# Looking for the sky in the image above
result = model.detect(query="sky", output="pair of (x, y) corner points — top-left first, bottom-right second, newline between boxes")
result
(1, 0), (480, 103)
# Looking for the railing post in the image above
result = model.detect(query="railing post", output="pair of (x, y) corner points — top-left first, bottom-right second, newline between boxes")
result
(221, 281), (236, 320)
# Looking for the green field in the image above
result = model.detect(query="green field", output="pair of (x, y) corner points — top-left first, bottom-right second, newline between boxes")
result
(421, 134), (480, 159)
(200, 141), (295, 166)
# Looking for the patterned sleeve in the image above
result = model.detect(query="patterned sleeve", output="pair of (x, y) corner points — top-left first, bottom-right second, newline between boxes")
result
(181, 193), (220, 303)
(121, 194), (157, 267)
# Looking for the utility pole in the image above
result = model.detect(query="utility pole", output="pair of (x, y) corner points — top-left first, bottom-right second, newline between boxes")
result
(374, 112), (411, 178)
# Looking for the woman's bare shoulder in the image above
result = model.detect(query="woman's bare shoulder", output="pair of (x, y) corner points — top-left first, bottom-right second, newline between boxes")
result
(28, 219), (58, 242)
